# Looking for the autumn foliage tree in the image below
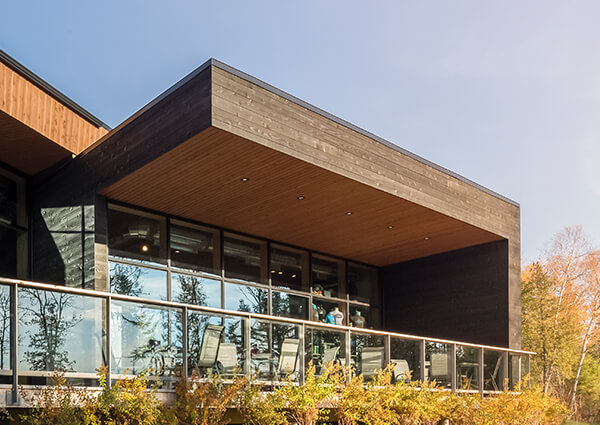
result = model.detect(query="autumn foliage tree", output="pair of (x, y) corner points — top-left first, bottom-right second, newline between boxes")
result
(522, 225), (600, 420)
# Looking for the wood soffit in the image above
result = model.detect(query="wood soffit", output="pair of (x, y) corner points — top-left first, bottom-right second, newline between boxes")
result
(103, 127), (503, 266)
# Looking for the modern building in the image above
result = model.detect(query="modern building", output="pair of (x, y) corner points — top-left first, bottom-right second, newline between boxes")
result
(0, 49), (529, 404)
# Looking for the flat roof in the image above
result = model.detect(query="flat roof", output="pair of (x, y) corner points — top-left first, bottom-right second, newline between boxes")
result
(90, 57), (518, 207)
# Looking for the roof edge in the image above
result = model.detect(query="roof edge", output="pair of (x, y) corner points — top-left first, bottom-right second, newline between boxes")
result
(211, 59), (519, 208)
(0, 49), (111, 131)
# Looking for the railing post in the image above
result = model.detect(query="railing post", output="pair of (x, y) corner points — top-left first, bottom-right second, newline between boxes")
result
(451, 344), (457, 392)
(244, 315), (251, 377)
(479, 348), (484, 396)
(345, 330), (351, 378)
(385, 334), (391, 369)
(526, 354), (531, 388)
(503, 351), (509, 390)
(299, 323), (305, 385)
(182, 306), (188, 380)
(10, 283), (18, 404)
(419, 340), (426, 382)
(106, 295), (111, 389)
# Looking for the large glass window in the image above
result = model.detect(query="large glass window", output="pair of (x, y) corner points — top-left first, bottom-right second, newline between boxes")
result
(108, 206), (166, 264)
(311, 255), (344, 299)
(170, 221), (220, 276)
(347, 263), (378, 305)
(223, 233), (267, 284)
(224, 282), (268, 314)
(109, 262), (167, 300)
(270, 245), (308, 292)
(0, 174), (17, 225)
(0, 170), (26, 279)
(172, 274), (220, 308)
(272, 291), (308, 320)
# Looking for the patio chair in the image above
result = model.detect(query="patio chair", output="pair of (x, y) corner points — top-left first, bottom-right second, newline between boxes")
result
(360, 346), (385, 380)
(217, 342), (239, 376)
(321, 345), (340, 366)
(254, 338), (300, 380)
(278, 338), (300, 378)
(430, 353), (450, 382)
(489, 355), (503, 391)
(196, 324), (224, 374)
(392, 359), (411, 382)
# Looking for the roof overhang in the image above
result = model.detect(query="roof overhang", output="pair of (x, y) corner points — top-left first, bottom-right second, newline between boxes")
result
(0, 50), (108, 175)
(47, 58), (518, 267)
(102, 126), (503, 266)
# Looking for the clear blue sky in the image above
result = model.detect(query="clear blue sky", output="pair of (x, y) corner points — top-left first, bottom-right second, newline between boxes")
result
(2, 1), (599, 262)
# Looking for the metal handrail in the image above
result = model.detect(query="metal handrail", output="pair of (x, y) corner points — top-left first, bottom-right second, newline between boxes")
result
(0, 276), (533, 403)
(0, 276), (533, 355)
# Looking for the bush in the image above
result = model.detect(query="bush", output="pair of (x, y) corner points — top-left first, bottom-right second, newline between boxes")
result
(16, 368), (568, 425)
(165, 372), (247, 425)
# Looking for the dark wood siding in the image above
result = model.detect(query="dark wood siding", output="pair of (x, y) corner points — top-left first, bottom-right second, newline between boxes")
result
(381, 240), (510, 347)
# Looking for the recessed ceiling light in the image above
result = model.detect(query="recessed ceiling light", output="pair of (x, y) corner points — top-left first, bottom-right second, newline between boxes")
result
(278, 271), (283, 275)
(291, 274), (297, 278)
(174, 250), (180, 254)
(297, 196), (305, 200)
(387, 225), (394, 229)
(424, 236), (430, 240)
(345, 212), (353, 216)
(271, 270), (276, 274)
(141, 245), (149, 252)
(240, 177), (249, 182)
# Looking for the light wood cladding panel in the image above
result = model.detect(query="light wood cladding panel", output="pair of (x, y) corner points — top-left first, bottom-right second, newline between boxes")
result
(103, 127), (502, 266)
(0, 61), (107, 155)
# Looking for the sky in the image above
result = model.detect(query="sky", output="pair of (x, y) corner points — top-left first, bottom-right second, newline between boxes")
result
(2, 1), (599, 263)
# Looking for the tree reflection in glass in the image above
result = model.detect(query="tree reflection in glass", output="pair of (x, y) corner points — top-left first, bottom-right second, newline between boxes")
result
(19, 289), (81, 372)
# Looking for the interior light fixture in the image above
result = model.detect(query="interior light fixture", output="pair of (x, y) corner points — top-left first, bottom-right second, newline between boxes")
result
(278, 271), (283, 275)
(141, 245), (149, 252)
(174, 250), (180, 254)
(271, 270), (276, 274)
(240, 177), (249, 182)
(297, 196), (305, 200)
(291, 274), (297, 278)
(387, 225), (394, 229)
(424, 236), (430, 240)
(345, 212), (353, 216)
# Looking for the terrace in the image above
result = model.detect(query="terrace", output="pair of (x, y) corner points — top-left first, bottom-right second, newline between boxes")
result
(0, 275), (530, 407)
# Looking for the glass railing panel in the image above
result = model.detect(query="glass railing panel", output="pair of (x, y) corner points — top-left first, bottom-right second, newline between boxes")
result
(425, 342), (452, 389)
(110, 300), (182, 384)
(509, 353), (528, 390)
(456, 345), (480, 391)
(250, 319), (301, 382)
(484, 349), (505, 391)
(390, 337), (420, 382)
(351, 331), (385, 380)
(0, 285), (10, 384)
(19, 287), (105, 385)
(109, 261), (167, 300)
(187, 310), (246, 378)
(305, 326), (346, 376)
